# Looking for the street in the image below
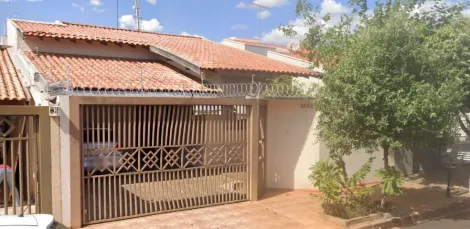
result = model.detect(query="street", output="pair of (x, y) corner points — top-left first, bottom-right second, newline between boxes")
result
(405, 209), (470, 229)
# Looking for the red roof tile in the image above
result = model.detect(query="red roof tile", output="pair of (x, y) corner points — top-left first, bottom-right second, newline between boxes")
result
(25, 52), (206, 92)
(13, 20), (316, 76)
(0, 48), (28, 101)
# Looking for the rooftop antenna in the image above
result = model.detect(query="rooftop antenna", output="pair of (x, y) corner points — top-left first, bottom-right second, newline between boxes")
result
(13, 7), (20, 19)
(251, 2), (269, 42)
(116, 0), (119, 28)
(8, 1), (11, 18)
(134, 0), (141, 30)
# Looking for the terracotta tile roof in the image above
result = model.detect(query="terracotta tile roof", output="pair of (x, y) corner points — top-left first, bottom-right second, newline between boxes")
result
(13, 20), (316, 76)
(0, 48), (28, 101)
(25, 52), (207, 92)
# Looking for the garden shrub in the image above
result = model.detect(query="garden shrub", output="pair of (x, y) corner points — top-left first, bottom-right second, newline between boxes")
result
(309, 158), (376, 219)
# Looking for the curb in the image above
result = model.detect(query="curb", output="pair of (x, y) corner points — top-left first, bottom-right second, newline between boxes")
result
(351, 198), (470, 229)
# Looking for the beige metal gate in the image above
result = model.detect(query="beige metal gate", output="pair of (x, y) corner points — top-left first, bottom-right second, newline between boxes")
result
(81, 104), (250, 224)
(0, 110), (50, 216)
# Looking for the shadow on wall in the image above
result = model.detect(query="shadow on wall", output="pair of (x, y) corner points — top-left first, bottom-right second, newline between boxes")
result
(395, 146), (439, 177)
(266, 100), (319, 190)
(319, 144), (394, 183)
(405, 141), (470, 189)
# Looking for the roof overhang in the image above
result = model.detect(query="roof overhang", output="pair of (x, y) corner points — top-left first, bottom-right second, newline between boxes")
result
(150, 45), (201, 76)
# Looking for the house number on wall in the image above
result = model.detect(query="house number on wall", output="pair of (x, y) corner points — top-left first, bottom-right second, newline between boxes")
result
(300, 104), (314, 109)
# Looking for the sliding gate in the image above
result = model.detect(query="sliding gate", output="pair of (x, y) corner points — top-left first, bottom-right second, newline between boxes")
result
(81, 104), (250, 224)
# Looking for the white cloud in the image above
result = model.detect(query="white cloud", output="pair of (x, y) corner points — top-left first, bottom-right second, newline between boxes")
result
(120, 15), (164, 32)
(26, 0), (43, 2)
(237, 0), (289, 9)
(252, 0), (289, 8)
(0, 0), (10, 2)
(236, 2), (249, 8)
(142, 19), (163, 32)
(261, 0), (350, 44)
(180, 32), (206, 39)
(463, 9), (470, 17)
(92, 7), (107, 13)
(257, 10), (271, 19)
(261, 18), (307, 44)
(319, 0), (352, 26)
(230, 24), (248, 30)
(146, 0), (157, 5)
(321, 0), (351, 15)
(89, 0), (102, 6)
(72, 2), (85, 12)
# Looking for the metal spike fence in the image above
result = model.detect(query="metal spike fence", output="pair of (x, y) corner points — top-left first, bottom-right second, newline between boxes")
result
(42, 64), (318, 99)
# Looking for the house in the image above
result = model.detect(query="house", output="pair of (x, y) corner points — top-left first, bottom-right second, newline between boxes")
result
(221, 37), (323, 86)
(221, 37), (323, 72)
(0, 46), (29, 105)
(1, 19), (389, 229)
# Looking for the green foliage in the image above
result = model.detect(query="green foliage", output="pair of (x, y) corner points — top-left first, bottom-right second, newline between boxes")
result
(309, 158), (375, 218)
(425, 17), (470, 136)
(286, 0), (470, 208)
(282, 0), (467, 161)
(375, 167), (405, 196)
(309, 159), (343, 202)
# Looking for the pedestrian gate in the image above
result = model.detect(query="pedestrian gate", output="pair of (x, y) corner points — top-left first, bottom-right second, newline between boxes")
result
(81, 104), (250, 224)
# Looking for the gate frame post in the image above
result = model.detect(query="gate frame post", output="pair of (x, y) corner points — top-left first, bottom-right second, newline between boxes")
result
(249, 100), (260, 201)
(65, 96), (82, 229)
(37, 107), (52, 214)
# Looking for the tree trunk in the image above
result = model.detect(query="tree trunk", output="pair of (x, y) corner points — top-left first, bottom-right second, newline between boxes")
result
(383, 146), (390, 169)
(381, 146), (390, 208)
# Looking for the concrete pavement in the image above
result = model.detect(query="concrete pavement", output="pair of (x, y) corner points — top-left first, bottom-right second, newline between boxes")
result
(404, 209), (470, 229)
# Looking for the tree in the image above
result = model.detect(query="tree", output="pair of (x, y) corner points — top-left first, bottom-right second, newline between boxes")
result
(284, 0), (467, 205)
(425, 18), (470, 136)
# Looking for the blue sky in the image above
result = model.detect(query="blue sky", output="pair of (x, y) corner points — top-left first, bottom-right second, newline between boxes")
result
(4, 0), (464, 44)
(0, 0), (311, 43)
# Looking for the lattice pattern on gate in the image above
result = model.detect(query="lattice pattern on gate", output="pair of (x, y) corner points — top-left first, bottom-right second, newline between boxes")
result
(81, 105), (250, 224)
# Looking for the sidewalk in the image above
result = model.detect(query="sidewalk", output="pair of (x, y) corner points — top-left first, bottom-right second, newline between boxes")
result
(82, 180), (470, 229)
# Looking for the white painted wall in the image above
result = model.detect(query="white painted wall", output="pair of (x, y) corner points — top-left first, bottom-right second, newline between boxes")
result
(266, 100), (391, 190)
(267, 51), (324, 73)
(266, 100), (320, 190)
(342, 148), (393, 183)
(245, 44), (276, 56)
(220, 39), (246, 50)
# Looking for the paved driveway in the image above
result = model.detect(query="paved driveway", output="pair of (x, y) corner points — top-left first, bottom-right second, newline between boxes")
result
(83, 189), (339, 229)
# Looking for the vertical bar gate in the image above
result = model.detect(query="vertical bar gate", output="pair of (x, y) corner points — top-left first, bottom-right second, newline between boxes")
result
(0, 115), (40, 216)
(81, 104), (250, 224)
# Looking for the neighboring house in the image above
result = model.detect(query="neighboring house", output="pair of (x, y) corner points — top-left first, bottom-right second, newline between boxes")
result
(221, 37), (324, 73)
(0, 46), (29, 105)
(0, 46), (49, 217)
